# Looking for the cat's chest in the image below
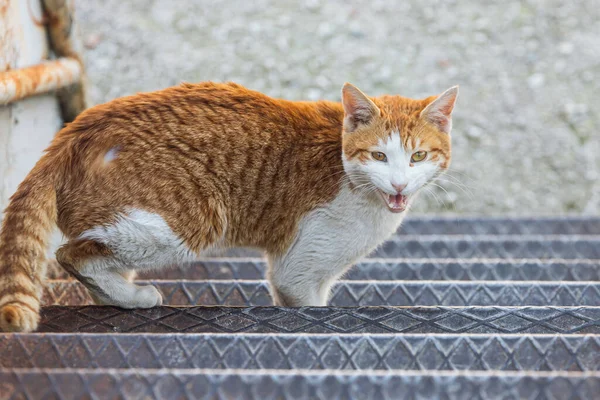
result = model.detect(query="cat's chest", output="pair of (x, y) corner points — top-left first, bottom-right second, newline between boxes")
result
(328, 191), (403, 243)
(297, 186), (405, 260)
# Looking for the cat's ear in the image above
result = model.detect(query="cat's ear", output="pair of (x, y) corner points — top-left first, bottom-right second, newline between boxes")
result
(420, 86), (459, 134)
(341, 83), (380, 133)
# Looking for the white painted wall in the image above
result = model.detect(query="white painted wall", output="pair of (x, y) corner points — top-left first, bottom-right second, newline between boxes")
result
(0, 0), (65, 255)
(0, 97), (63, 208)
(0, 0), (63, 213)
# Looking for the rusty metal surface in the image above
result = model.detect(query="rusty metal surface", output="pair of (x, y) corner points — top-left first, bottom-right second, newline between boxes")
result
(42, 0), (88, 121)
(0, 0), (19, 72)
(0, 0), (49, 71)
(0, 0), (86, 112)
(43, 0), (82, 61)
(0, 57), (82, 104)
(0, 0), (65, 213)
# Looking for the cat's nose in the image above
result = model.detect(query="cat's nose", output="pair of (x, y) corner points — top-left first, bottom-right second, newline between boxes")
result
(392, 183), (407, 194)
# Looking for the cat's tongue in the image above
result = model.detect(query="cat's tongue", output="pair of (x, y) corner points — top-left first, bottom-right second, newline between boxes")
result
(387, 193), (407, 213)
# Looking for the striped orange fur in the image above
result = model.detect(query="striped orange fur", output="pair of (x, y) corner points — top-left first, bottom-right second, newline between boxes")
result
(0, 82), (457, 332)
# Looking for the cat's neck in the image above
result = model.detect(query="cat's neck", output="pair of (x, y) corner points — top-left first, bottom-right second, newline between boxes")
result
(344, 181), (381, 206)
(317, 179), (405, 244)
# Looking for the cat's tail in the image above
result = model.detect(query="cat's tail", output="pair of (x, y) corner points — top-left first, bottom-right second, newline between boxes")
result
(0, 152), (60, 332)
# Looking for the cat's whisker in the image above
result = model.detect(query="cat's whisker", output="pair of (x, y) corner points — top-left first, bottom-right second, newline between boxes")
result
(318, 174), (371, 193)
(444, 171), (477, 186)
(436, 170), (476, 194)
(441, 171), (475, 187)
(445, 168), (474, 178)
(429, 182), (451, 197)
(422, 186), (444, 206)
(436, 176), (468, 189)
(437, 182), (474, 199)
(427, 183), (459, 210)
(435, 178), (475, 198)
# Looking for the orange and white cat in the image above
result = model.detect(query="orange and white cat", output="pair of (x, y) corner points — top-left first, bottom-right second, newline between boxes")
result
(0, 82), (458, 332)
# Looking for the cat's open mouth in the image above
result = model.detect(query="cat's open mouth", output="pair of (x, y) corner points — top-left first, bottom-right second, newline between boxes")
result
(378, 190), (408, 213)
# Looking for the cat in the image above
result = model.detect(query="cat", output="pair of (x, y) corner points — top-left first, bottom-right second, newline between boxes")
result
(0, 81), (458, 332)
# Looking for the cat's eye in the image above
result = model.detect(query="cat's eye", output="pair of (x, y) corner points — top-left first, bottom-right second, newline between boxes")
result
(411, 151), (427, 163)
(371, 152), (387, 162)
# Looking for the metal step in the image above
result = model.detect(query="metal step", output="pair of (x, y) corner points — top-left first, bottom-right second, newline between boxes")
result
(47, 258), (600, 281)
(35, 306), (600, 334)
(374, 235), (600, 258)
(2, 369), (598, 400)
(5, 217), (600, 399)
(200, 235), (600, 258)
(2, 333), (599, 371)
(399, 216), (600, 235)
(44, 279), (600, 307)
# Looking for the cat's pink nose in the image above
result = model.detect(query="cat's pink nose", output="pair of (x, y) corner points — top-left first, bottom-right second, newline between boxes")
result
(392, 183), (407, 194)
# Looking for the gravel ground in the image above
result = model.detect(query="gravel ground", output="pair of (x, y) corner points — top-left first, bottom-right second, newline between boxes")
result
(74, 0), (600, 215)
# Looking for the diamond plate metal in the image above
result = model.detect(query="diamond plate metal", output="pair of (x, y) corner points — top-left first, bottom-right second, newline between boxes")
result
(328, 281), (600, 307)
(48, 258), (600, 281)
(43, 280), (600, 307)
(34, 306), (600, 334)
(1, 369), (598, 400)
(189, 236), (600, 259)
(2, 333), (599, 371)
(7, 216), (600, 400)
(399, 217), (600, 235)
(48, 258), (269, 280)
(345, 259), (600, 281)
(375, 235), (600, 259)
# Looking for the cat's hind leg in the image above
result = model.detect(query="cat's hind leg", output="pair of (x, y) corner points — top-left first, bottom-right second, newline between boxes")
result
(57, 209), (198, 308)
(56, 239), (163, 308)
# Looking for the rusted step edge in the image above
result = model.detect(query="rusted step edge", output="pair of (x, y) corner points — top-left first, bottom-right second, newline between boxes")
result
(1, 333), (599, 371)
(1, 368), (599, 400)
(33, 305), (600, 334)
(43, 280), (600, 307)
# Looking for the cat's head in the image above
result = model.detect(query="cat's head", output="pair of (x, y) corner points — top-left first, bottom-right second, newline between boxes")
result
(341, 83), (458, 213)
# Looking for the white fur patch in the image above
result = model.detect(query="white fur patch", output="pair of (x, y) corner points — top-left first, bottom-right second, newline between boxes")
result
(103, 147), (119, 165)
(344, 131), (441, 197)
(269, 184), (405, 306)
(80, 209), (196, 270)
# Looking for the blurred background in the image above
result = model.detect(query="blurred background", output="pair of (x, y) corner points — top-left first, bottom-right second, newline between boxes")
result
(75, 0), (600, 214)
(3, 0), (600, 214)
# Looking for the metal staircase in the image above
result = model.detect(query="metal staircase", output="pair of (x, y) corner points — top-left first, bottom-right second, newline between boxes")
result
(2, 217), (599, 399)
